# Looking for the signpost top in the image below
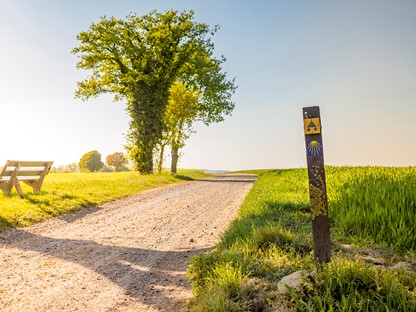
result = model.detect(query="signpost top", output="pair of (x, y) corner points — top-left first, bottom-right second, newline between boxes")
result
(303, 106), (320, 119)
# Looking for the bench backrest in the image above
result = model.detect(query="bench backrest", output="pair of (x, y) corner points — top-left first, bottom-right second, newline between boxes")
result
(0, 160), (54, 180)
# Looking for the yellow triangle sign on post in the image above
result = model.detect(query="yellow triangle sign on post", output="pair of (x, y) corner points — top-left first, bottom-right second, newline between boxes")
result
(304, 117), (321, 134)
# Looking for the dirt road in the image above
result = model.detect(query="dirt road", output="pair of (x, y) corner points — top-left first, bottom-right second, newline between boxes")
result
(0, 174), (257, 311)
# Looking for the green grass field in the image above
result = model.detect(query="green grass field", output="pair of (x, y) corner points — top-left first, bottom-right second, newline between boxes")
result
(187, 167), (416, 311)
(0, 169), (205, 232)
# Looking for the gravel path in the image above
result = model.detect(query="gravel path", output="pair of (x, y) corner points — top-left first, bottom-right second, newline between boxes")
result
(0, 174), (257, 311)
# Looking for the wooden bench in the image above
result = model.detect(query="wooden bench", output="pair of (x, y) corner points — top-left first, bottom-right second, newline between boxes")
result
(0, 160), (53, 196)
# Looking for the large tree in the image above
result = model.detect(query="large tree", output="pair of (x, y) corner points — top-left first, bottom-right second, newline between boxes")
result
(72, 10), (235, 174)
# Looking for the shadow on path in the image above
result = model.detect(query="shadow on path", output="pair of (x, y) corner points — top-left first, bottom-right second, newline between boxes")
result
(0, 173), (258, 310)
(1, 230), (212, 310)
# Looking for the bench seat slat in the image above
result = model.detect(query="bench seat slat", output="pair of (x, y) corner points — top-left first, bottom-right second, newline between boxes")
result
(5, 161), (53, 167)
(1, 176), (40, 181)
(1, 170), (44, 177)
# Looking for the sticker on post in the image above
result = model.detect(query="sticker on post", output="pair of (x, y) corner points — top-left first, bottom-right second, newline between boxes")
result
(304, 118), (321, 134)
(306, 139), (323, 156)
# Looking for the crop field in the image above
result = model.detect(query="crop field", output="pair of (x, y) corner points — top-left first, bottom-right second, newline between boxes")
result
(187, 167), (416, 311)
(327, 167), (416, 251)
(0, 169), (205, 232)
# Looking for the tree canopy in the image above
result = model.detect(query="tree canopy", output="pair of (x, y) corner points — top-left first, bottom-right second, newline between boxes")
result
(78, 150), (104, 172)
(73, 10), (235, 174)
(106, 152), (128, 172)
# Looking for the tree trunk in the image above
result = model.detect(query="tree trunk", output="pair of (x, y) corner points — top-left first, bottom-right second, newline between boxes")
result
(157, 144), (165, 173)
(127, 130), (154, 174)
(171, 146), (179, 175)
(126, 81), (170, 174)
(136, 146), (154, 174)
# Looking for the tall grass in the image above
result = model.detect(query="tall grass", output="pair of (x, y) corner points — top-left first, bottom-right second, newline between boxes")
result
(289, 256), (416, 311)
(187, 167), (416, 311)
(327, 166), (416, 250)
(0, 169), (205, 232)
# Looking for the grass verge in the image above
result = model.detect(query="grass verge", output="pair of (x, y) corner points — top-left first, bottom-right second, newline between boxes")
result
(0, 169), (205, 232)
(187, 168), (416, 311)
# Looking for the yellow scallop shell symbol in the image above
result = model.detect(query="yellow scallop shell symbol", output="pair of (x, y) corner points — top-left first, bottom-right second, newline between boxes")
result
(307, 140), (321, 156)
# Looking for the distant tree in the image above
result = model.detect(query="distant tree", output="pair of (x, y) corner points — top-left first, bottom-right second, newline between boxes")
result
(64, 163), (79, 173)
(50, 165), (64, 173)
(106, 152), (127, 172)
(161, 82), (200, 174)
(78, 150), (104, 172)
(100, 166), (113, 173)
(72, 10), (235, 174)
(51, 163), (79, 173)
(158, 78), (235, 174)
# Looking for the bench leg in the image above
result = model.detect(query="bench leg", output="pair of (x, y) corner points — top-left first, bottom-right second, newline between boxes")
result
(22, 164), (49, 194)
(13, 180), (24, 196)
(0, 166), (23, 195)
(0, 182), (13, 194)
(23, 181), (42, 194)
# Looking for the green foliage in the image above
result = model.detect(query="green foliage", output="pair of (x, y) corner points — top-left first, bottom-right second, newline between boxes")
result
(160, 77), (235, 174)
(78, 150), (104, 172)
(99, 166), (113, 173)
(327, 166), (416, 250)
(165, 82), (201, 147)
(105, 152), (127, 172)
(161, 82), (200, 173)
(289, 257), (416, 311)
(188, 167), (416, 311)
(219, 169), (311, 253)
(0, 169), (205, 232)
(73, 10), (235, 174)
(188, 251), (267, 312)
(188, 251), (265, 292)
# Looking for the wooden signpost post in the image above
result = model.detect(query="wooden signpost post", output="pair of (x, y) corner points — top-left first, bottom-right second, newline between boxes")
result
(303, 106), (331, 263)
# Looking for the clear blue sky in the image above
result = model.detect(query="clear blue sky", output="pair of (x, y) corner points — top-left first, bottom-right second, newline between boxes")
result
(1, 0), (415, 170)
